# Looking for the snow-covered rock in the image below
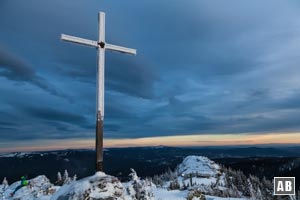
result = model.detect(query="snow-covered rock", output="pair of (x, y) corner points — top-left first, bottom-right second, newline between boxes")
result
(51, 172), (126, 200)
(161, 156), (224, 192)
(178, 156), (221, 178)
(3, 175), (59, 200)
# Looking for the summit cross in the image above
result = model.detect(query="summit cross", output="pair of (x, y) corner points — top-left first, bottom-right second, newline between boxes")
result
(61, 12), (137, 171)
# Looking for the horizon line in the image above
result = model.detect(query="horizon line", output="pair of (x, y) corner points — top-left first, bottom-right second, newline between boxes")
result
(1, 132), (300, 153)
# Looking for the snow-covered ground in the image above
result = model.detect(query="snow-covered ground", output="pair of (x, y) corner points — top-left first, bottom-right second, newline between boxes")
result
(154, 188), (188, 200)
(154, 188), (245, 200)
(0, 155), (279, 199)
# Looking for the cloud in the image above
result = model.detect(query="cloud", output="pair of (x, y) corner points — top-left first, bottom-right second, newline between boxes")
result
(0, 46), (60, 96)
(56, 49), (158, 99)
(21, 105), (87, 125)
(1, 0), (300, 144)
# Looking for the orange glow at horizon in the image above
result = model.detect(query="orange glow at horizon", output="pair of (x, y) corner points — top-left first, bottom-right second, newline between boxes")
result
(1, 132), (300, 153)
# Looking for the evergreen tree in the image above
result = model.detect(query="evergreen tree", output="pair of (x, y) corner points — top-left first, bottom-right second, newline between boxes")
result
(0, 177), (9, 199)
(2, 177), (8, 188)
(127, 169), (155, 200)
(56, 172), (63, 185)
(63, 170), (71, 184)
(73, 174), (77, 181)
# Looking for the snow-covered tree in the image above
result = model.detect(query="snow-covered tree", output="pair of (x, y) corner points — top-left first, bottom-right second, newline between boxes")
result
(56, 172), (63, 185)
(127, 169), (155, 200)
(63, 170), (71, 185)
(152, 175), (164, 186)
(73, 174), (77, 181)
(130, 169), (139, 182)
(152, 167), (178, 187)
(63, 170), (68, 180)
(0, 177), (9, 199)
(2, 177), (8, 188)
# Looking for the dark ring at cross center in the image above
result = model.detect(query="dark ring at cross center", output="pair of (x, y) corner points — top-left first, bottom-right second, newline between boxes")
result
(98, 41), (105, 48)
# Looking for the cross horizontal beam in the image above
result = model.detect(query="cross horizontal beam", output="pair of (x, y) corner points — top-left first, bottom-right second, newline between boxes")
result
(61, 34), (98, 48)
(61, 34), (137, 55)
(106, 43), (137, 55)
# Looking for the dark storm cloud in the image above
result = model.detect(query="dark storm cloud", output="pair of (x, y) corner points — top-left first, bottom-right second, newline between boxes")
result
(0, 47), (60, 97)
(56, 45), (158, 99)
(21, 106), (87, 125)
(1, 0), (300, 143)
(106, 54), (158, 99)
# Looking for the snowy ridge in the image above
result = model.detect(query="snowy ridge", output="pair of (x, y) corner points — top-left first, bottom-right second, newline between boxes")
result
(178, 156), (221, 177)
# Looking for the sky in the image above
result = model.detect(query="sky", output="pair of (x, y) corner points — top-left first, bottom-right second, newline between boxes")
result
(1, 0), (300, 152)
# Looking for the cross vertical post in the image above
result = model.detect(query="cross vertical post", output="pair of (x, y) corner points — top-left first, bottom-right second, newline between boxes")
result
(96, 12), (105, 172)
(61, 11), (137, 172)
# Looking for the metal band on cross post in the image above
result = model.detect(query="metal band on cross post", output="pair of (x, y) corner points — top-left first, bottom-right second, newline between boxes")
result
(61, 12), (137, 172)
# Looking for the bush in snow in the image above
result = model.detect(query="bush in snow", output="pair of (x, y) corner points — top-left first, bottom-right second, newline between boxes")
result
(127, 169), (155, 200)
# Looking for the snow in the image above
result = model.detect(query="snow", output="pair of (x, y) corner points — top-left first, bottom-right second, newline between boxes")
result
(154, 188), (188, 200)
(2, 175), (59, 200)
(0, 152), (29, 158)
(179, 176), (217, 186)
(0, 155), (270, 200)
(178, 156), (221, 177)
(205, 195), (246, 200)
(51, 172), (125, 200)
(160, 156), (226, 190)
(154, 189), (246, 200)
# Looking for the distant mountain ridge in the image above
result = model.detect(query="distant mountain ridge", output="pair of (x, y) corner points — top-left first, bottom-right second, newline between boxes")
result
(2, 145), (300, 158)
